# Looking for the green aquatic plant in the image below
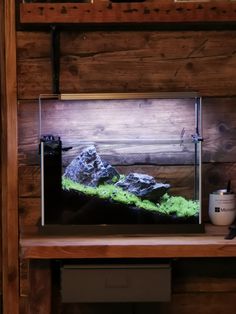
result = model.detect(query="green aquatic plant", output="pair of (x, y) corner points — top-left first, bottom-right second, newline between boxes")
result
(111, 175), (120, 183)
(157, 193), (199, 217)
(62, 178), (97, 196)
(63, 177), (140, 206)
(62, 177), (199, 218)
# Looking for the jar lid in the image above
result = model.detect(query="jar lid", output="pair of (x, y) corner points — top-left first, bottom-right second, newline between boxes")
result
(212, 189), (234, 195)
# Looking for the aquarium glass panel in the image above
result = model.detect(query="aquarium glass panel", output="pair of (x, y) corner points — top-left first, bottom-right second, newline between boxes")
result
(39, 93), (202, 230)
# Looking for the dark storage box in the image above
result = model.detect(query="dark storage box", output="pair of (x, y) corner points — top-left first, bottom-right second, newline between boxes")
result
(61, 263), (171, 303)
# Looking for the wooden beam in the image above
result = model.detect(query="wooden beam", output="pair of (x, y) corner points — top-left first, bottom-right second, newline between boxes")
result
(20, 1), (236, 25)
(20, 225), (236, 259)
(0, 0), (19, 313)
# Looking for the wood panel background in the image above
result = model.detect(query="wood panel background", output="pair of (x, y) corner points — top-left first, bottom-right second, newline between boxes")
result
(17, 30), (236, 98)
(17, 29), (236, 313)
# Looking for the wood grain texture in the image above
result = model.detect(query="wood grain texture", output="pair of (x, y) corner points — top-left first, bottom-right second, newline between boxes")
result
(20, 224), (236, 259)
(0, 0), (19, 313)
(18, 97), (236, 164)
(19, 1), (236, 24)
(17, 30), (236, 98)
(19, 198), (41, 231)
(20, 97), (198, 165)
(29, 260), (51, 314)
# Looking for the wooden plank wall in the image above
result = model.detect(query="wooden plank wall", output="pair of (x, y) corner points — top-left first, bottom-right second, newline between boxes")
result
(17, 30), (236, 98)
(17, 30), (236, 313)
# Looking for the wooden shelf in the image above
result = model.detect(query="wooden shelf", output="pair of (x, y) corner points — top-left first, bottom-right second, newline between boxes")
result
(20, 225), (236, 259)
(20, 1), (236, 25)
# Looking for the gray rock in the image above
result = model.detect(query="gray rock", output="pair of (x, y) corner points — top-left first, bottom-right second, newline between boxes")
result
(63, 145), (119, 186)
(116, 172), (170, 202)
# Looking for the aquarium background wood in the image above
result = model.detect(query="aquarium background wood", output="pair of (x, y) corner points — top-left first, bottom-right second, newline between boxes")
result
(18, 98), (236, 164)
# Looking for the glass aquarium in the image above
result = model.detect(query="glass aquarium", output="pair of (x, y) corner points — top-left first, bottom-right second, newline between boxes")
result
(39, 92), (203, 233)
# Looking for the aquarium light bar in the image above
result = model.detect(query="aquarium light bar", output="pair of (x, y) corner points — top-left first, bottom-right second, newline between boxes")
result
(60, 92), (199, 101)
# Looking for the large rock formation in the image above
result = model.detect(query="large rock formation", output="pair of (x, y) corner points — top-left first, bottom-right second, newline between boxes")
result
(63, 146), (170, 203)
(63, 145), (119, 186)
(116, 172), (170, 203)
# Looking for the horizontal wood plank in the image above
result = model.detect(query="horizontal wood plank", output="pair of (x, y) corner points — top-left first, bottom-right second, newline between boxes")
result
(20, 224), (236, 259)
(18, 97), (236, 164)
(19, 1), (236, 24)
(20, 234), (236, 259)
(17, 30), (236, 98)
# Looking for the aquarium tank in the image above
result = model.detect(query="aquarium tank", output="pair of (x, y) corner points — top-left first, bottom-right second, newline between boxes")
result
(39, 92), (203, 233)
